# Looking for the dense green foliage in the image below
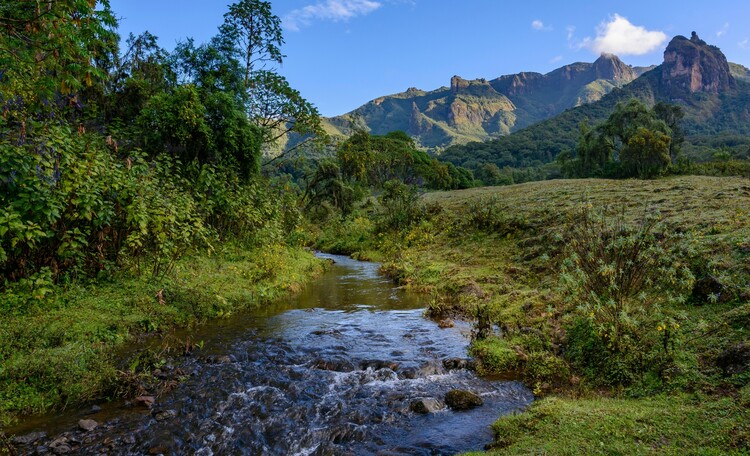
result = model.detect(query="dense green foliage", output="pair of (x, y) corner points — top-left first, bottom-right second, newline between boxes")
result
(303, 130), (472, 221)
(563, 99), (683, 179)
(0, 0), (328, 425)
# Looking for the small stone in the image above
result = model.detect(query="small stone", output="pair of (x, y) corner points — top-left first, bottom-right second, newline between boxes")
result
(11, 431), (47, 445)
(90, 405), (102, 413)
(149, 444), (169, 455)
(135, 395), (155, 408)
(49, 437), (68, 449)
(78, 418), (99, 432)
(444, 389), (483, 410)
(438, 319), (454, 328)
(52, 444), (72, 454)
(153, 409), (177, 421)
(409, 398), (443, 414)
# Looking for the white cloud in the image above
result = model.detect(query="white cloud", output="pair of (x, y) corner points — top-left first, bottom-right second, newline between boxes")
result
(532, 19), (552, 31)
(581, 14), (667, 56)
(740, 38), (749, 49)
(566, 26), (576, 41)
(717, 22), (729, 38)
(550, 55), (563, 64)
(283, 0), (382, 31)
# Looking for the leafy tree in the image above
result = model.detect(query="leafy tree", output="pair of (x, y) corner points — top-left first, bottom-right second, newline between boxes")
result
(247, 70), (325, 148)
(620, 127), (671, 178)
(105, 31), (176, 123)
(303, 158), (359, 217)
(218, 0), (284, 86)
(135, 85), (213, 164)
(215, 0), (325, 153)
(653, 102), (685, 162)
(568, 99), (680, 179)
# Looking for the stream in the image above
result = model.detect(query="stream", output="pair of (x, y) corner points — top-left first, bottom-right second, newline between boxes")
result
(9, 254), (533, 455)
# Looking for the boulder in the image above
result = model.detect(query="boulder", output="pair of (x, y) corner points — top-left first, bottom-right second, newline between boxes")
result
(409, 398), (444, 414)
(444, 390), (483, 410)
(438, 319), (454, 328)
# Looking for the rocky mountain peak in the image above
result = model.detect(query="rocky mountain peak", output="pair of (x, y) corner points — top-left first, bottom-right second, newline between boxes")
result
(592, 53), (635, 82)
(662, 32), (734, 94)
(450, 75), (470, 94)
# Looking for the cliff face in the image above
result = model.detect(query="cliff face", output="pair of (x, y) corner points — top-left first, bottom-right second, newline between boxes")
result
(662, 32), (735, 95)
(326, 55), (640, 150)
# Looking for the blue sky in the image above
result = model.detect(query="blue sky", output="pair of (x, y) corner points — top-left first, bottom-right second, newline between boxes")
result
(110, 0), (750, 117)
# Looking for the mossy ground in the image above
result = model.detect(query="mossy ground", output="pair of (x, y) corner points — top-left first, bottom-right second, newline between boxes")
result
(318, 175), (750, 454)
(0, 245), (324, 427)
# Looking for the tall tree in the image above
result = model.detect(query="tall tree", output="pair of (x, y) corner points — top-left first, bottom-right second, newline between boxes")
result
(653, 102), (685, 162)
(217, 0), (326, 154)
(218, 0), (284, 87)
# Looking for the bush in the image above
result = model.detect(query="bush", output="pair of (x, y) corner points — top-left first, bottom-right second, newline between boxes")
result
(377, 179), (423, 231)
(471, 338), (521, 374)
(560, 205), (694, 385)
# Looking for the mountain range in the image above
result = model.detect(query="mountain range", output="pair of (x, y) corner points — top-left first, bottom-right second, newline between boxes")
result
(312, 32), (750, 176)
(440, 32), (750, 171)
(322, 55), (655, 150)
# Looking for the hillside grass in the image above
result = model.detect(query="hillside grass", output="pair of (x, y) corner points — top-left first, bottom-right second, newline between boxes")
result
(0, 245), (324, 426)
(319, 175), (750, 454)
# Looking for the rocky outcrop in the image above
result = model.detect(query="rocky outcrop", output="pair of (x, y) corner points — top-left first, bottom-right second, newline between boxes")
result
(593, 53), (636, 82)
(662, 32), (735, 94)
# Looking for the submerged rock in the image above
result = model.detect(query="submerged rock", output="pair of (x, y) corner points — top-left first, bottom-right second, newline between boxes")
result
(444, 390), (483, 410)
(442, 358), (476, 371)
(312, 358), (356, 372)
(135, 395), (155, 408)
(409, 398), (444, 414)
(153, 409), (178, 421)
(360, 360), (400, 371)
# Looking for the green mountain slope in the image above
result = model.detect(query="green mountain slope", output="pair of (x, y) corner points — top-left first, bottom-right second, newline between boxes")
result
(441, 32), (750, 170)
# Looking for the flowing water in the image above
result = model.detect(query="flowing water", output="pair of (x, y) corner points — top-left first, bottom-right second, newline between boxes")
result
(9, 254), (532, 455)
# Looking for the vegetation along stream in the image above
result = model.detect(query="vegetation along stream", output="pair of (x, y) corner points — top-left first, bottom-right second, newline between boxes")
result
(8, 254), (533, 455)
